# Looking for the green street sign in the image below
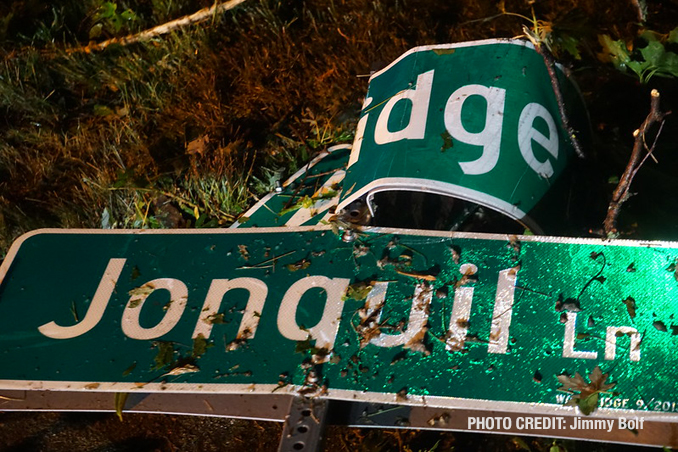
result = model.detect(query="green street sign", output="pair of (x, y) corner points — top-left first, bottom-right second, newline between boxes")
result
(339, 39), (588, 233)
(1, 227), (678, 419)
(232, 145), (350, 229)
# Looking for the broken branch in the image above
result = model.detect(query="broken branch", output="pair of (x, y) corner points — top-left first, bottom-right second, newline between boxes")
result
(603, 89), (670, 237)
(532, 41), (585, 159)
(77, 0), (247, 53)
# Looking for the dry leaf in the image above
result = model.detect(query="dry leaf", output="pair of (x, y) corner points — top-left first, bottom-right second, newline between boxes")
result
(557, 366), (615, 415)
(186, 134), (209, 155)
(623, 296), (637, 319)
(162, 364), (200, 377)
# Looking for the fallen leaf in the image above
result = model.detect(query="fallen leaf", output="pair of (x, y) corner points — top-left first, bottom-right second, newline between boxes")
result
(152, 342), (174, 370)
(186, 134), (209, 155)
(343, 282), (373, 301)
(285, 259), (311, 272)
(654, 320), (668, 332)
(162, 364), (200, 377)
(557, 366), (615, 415)
(238, 245), (249, 261)
(623, 296), (636, 319)
(114, 392), (128, 421)
(192, 334), (211, 358)
(128, 283), (155, 299)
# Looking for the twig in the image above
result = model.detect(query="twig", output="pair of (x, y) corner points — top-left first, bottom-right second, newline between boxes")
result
(532, 41), (585, 159)
(76, 0), (248, 53)
(631, 0), (648, 23)
(603, 89), (670, 237)
(236, 250), (296, 269)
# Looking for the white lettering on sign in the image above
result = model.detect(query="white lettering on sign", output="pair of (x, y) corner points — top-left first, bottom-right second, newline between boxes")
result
(562, 312), (642, 362)
(348, 96), (373, 168)
(444, 84), (506, 175)
(366, 282), (431, 348)
(192, 278), (267, 340)
(374, 70), (434, 145)
(488, 267), (518, 354)
(605, 326), (641, 362)
(563, 312), (598, 360)
(38, 258), (126, 339)
(363, 69), (564, 179)
(276, 276), (350, 357)
(38, 258), (641, 364)
(446, 263), (476, 351)
(122, 278), (188, 340)
(518, 102), (559, 178)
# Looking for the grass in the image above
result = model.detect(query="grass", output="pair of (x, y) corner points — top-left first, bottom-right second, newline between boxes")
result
(1, 0), (650, 255)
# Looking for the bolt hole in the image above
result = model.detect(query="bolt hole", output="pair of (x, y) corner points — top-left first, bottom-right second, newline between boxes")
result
(301, 409), (312, 417)
(349, 210), (360, 217)
(297, 425), (309, 433)
(293, 441), (305, 450)
(272, 405), (278, 410)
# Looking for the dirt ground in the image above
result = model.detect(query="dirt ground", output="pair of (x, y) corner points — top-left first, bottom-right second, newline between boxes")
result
(0, 410), (667, 451)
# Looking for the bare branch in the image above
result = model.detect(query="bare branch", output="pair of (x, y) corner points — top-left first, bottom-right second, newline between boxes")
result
(533, 40), (585, 159)
(603, 89), (670, 237)
(76, 0), (248, 53)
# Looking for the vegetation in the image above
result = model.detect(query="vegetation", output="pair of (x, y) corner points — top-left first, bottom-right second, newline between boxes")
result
(1, 0), (678, 450)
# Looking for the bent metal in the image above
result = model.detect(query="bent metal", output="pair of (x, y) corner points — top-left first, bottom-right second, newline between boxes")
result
(0, 227), (673, 416)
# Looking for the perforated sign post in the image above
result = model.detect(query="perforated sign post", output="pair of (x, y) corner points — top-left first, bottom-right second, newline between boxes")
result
(339, 39), (588, 233)
(2, 226), (678, 441)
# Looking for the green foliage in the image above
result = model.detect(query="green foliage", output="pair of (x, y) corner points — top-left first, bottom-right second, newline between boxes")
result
(89, 1), (139, 39)
(192, 334), (211, 358)
(152, 341), (175, 370)
(598, 27), (678, 83)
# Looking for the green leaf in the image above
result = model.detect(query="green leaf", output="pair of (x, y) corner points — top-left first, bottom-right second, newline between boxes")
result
(669, 27), (678, 44)
(97, 2), (118, 20)
(89, 23), (103, 39)
(640, 40), (666, 67)
(576, 392), (599, 415)
(122, 362), (137, 376)
(511, 436), (532, 451)
(152, 342), (174, 370)
(597, 35), (630, 70)
(192, 334), (211, 358)
(660, 51), (678, 78)
(120, 9), (138, 23)
(343, 282), (373, 301)
(626, 60), (649, 80)
(93, 104), (115, 117)
(114, 392), (128, 421)
(557, 35), (582, 60)
(279, 195), (313, 216)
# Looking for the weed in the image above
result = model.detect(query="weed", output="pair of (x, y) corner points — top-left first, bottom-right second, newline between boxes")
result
(598, 27), (678, 83)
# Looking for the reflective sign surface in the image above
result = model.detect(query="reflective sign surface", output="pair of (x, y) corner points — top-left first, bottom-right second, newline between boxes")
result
(1, 227), (677, 419)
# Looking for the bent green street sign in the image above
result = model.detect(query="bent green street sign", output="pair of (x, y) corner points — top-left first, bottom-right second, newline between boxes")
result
(231, 145), (350, 228)
(1, 227), (677, 419)
(340, 39), (588, 233)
